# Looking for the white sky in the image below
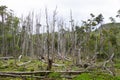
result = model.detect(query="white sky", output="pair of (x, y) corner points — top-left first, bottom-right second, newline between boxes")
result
(0, 0), (120, 24)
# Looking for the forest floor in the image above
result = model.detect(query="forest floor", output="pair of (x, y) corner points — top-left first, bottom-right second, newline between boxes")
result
(0, 56), (120, 80)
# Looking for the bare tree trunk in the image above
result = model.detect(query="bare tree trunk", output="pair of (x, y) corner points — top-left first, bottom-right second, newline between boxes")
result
(35, 13), (41, 57)
(70, 10), (76, 64)
(57, 22), (60, 56)
(21, 19), (27, 56)
(1, 12), (5, 56)
(45, 8), (52, 70)
(51, 7), (57, 60)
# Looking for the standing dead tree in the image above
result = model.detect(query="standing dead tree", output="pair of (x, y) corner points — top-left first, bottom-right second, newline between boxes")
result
(57, 19), (67, 60)
(45, 8), (52, 70)
(35, 13), (42, 57)
(51, 7), (57, 60)
(69, 11), (76, 64)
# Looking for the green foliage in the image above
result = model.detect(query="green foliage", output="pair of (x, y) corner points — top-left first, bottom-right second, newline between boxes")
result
(114, 59), (120, 69)
(0, 77), (22, 80)
(0, 5), (20, 56)
(115, 63), (120, 69)
(114, 76), (120, 80)
(17, 66), (27, 71)
(48, 72), (61, 80)
(92, 73), (114, 80)
(73, 73), (92, 80)
(73, 73), (120, 80)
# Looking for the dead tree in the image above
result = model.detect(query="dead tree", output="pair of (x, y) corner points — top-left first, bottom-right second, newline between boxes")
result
(45, 8), (52, 70)
(21, 20), (28, 56)
(103, 53), (115, 76)
(69, 10), (76, 64)
(51, 7), (57, 60)
(35, 13), (42, 57)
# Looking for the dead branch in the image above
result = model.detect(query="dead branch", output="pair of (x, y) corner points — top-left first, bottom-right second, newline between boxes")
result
(0, 71), (89, 75)
(52, 63), (65, 67)
(103, 53), (114, 67)
(57, 53), (71, 61)
(0, 56), (14, 60)
(0, 72), (45, 79)
(103, 53), (115, 76)
(0, 73), (22, 78)
(38, 56), (65, 67)
(18, 55), (22, 62)
(17, 61), (31, 66)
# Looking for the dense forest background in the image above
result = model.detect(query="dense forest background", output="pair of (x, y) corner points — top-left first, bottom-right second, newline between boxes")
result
(1, 5), (120, 59)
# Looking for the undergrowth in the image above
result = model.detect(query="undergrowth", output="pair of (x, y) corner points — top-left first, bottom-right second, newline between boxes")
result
(73, 72), (120, 80)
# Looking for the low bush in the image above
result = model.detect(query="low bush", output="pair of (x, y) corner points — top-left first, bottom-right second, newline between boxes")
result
(73, 72), (120, 80)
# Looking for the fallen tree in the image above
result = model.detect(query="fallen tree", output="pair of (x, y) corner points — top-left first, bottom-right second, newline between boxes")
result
(0, 72), (45, 79)
(0, 56), (14, 60)
(0, 71), (89, 75)
(0, 71), (90, 79)
(17, 61), (31, 66)
(103, 53), (115, 76)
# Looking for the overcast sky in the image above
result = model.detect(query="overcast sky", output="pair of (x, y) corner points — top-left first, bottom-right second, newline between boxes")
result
(0, 0), (120, 24)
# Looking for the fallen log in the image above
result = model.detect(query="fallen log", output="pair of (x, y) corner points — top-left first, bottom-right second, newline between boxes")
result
(40, 58), (65, 67)
(0, 72), (77, 79)
(0, 56), (14, 60)
(52, 63), (65, 67)
(0, 71), (89, 75)
(0, 72), (45, 79)
(0, 73), (22, 78)
(17, 61), (31, 66)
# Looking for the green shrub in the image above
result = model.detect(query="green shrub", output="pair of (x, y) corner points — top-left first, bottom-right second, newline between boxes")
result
(18, 66), (27, 71)
(73, 73), (92, 80)
(48, 72), (61, 80)
(114, 76), (120, 80)
(115, 63), (120, 69)
(73, 73), (117, 80)
(92, 73), (114, 80)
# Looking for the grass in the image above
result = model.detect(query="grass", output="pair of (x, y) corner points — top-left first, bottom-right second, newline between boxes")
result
(1, 57), (120, 80)
(73, 72), (120, 80)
